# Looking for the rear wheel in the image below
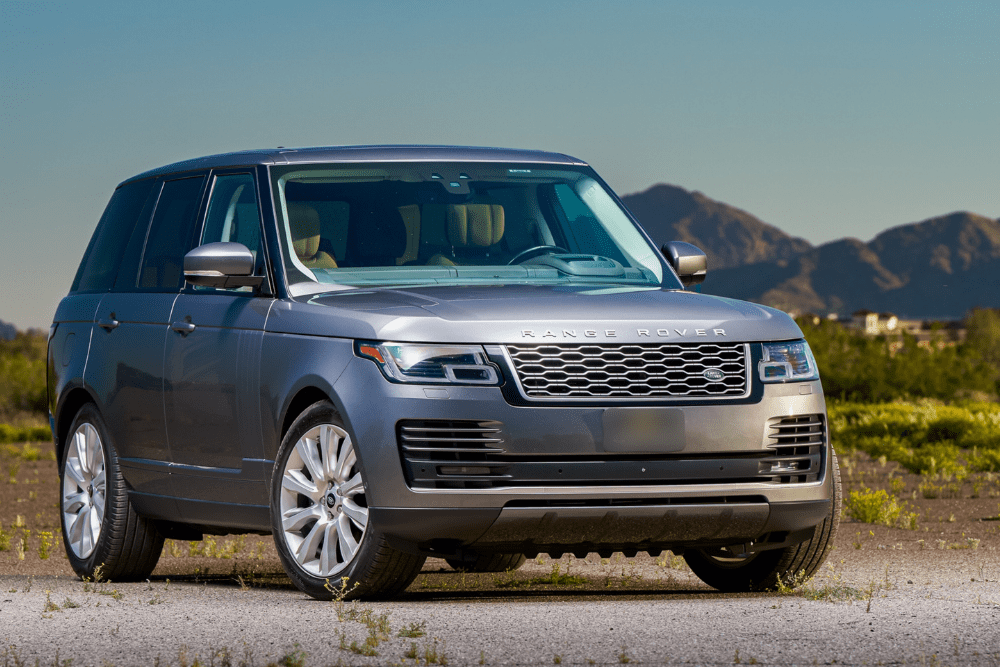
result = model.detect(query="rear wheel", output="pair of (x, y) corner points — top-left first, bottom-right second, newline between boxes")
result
(446, 553), (526, 573)
(271, 400), (425, 600)
(60, 403), (164, 581)
(684, 449), (841, 592)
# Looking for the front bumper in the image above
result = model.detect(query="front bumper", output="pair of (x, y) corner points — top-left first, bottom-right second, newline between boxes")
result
(333, 357), (833, 554)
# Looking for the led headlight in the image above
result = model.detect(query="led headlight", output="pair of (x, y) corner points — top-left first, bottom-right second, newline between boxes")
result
(759, 340), (819, 383)
(356, 341), (499, 385)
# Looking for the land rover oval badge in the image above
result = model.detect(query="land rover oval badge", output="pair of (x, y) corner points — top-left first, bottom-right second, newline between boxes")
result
(703, 368), (725, 382)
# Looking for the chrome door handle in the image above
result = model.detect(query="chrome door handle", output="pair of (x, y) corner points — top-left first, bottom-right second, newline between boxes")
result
(171, 321), (196, 335)
(98, 317), (119, 331)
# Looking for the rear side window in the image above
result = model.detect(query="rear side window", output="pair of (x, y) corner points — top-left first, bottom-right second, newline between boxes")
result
(137, 176), (206, 291)
(71, 179), (156, 293)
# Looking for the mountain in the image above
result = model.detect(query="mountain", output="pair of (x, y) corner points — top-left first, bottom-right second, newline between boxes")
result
(620, 184), (813, 270)
(702, 212), (1000, 318)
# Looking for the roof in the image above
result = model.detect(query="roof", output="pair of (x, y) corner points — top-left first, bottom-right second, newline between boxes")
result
(121, 145), (587, 187)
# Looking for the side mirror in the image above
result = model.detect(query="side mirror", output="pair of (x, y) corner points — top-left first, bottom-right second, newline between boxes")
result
(661, 241), (707, 287)
(184, 242), (264, 289)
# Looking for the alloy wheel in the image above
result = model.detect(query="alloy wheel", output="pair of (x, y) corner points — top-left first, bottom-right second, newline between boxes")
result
(278, 424), (368, 578)
(62, 422), (107, 559)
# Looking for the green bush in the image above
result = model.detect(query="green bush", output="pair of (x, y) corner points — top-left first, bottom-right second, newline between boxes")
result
(799, 316), (997, 403)
(0, 330), (48, 419)
(830, 401), (1000, 475)
(844, 488), (918, 528)
(0, 425), (52, 445)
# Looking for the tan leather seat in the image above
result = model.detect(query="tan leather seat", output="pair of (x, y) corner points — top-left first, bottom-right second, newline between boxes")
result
(288, 203), (337, 269)
(427, 204), (505, 266)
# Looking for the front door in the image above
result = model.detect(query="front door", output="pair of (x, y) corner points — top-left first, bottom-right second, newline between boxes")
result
(161, 172), (273, 511)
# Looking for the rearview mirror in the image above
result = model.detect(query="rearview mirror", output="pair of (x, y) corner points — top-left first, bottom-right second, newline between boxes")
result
(661, 241), (707, 287)
(184, 242), (264, 288)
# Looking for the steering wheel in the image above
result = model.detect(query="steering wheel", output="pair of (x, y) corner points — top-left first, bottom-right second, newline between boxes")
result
(507, 245), (569, 265)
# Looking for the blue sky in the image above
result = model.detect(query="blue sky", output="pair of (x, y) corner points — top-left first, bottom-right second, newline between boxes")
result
(1, 1), (997, 328)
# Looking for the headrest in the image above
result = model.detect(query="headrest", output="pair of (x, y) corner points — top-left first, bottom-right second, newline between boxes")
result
(288, 202), (321, 258)
(447, 204), (504, 248)
(346, 205), (407, 264)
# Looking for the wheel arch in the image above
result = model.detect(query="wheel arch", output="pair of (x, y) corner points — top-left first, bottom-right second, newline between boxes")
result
(54, 385), (97, 465)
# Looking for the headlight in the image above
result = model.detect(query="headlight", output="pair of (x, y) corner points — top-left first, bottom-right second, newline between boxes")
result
(356, 341), (500, 385)
(759, 340), (819, 383)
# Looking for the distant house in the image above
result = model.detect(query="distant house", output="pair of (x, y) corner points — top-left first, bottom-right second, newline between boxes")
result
(850, 310), (899, 335)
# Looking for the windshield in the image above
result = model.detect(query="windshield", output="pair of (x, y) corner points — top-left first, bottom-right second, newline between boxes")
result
(270, 162), (678, 296)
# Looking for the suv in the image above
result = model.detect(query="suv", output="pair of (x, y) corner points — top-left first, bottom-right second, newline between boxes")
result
(48, 146), (839, 599)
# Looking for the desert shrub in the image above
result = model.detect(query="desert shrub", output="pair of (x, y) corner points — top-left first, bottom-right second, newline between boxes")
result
(845, 488), (918, 528)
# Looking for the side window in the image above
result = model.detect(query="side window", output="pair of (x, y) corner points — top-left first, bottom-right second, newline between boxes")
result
(197, 173), (265, 291)
(71, 179), (156, 293)
(202, 173), (263, 251)
(138, 176), (206, 291)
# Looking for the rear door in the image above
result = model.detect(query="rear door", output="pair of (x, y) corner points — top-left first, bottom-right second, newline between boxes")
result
(87, 175), (207, 501)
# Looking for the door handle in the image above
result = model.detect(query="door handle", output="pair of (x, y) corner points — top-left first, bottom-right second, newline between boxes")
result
(98, 316), (119, 331)
(171, 321), (196, 335)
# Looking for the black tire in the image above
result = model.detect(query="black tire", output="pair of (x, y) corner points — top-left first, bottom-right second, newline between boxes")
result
(684, 449), (842, 592)
(446, 553), (527, 573)
(60, 403), (164, 581)
(271, 400), (426, 600)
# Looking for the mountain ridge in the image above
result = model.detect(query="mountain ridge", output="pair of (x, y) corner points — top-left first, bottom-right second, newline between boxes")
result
(622, 184), (1000, 318)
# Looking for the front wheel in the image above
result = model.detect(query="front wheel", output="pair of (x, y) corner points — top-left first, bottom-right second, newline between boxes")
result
(684, 449), (841, 592)
(271, 401), (425, 600)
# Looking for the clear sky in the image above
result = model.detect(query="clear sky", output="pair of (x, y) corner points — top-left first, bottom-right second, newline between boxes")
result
(1, 1), (997, 329)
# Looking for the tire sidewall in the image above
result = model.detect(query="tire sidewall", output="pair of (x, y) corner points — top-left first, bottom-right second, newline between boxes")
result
(270, 400), (382, 600)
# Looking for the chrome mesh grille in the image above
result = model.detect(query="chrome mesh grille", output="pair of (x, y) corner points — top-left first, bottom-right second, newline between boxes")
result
(504, 343), (749, 399)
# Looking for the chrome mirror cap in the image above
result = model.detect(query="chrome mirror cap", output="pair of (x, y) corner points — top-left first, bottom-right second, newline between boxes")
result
(661, 241), (707, 287)
(183, 242), (263, 288)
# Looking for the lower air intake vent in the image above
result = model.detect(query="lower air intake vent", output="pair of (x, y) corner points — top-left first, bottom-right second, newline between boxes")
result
(761, 414), (826, 484)
(397, 420), (509, 489)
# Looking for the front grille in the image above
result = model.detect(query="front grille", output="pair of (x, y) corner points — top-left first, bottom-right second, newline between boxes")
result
(504, 343), (749, 399)
(761, 414), (826, 484)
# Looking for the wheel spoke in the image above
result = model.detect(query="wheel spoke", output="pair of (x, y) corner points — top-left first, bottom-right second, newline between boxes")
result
(341, 499), (368, 531)
(85, 425), (98, 475)
(339, 472), (364, 498)
(295, 438), (324, 484)
(319, 521), (337, 575)
(319, 425), (340, 481)
(282, 469), (319, 500)
(334, 438), (356, 482)
(295, 517), (326, 565)
(65, 460), (87, 489)
(63, 491), (88, 514)
(87, 504), (101, 549)
(74, 430), (90, 477)
(68, 505), (87, 552)
(92, 468), (106, 495)
(93, 495), (105, 523)
(282, 504), (323, 533)
(336, 514), (359, 562)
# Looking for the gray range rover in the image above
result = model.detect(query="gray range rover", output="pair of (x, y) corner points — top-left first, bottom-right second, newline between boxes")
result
(48, 146), (839, 599)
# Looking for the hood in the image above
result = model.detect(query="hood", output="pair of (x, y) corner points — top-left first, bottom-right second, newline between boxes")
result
(265, 284), (803, 343)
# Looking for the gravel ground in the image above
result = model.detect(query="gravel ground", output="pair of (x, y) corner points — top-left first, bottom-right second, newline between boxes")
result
(2, 541), (999, 667)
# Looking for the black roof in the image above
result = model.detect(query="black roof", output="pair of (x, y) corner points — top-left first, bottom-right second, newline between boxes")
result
(121, 145), (587, 187)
